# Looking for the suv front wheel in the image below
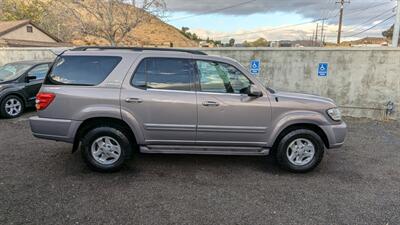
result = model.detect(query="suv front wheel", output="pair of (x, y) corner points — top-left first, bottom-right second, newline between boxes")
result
(276, 129), (325, 173)
(81, 126), (132, 172)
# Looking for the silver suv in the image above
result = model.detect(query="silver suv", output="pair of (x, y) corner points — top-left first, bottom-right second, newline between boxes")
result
(30, 47), (347, 173)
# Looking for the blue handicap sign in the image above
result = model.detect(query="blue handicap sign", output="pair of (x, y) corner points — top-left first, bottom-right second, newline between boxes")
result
(318, 63), (328, 76)
(250, 60), (260, 75)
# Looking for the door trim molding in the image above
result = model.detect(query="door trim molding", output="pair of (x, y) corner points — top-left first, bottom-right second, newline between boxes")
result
(145, 123), (196, 131)
(197, 125), (267, 133)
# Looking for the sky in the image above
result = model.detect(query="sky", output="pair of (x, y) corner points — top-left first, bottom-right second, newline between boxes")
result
(163, 0), (397, 43)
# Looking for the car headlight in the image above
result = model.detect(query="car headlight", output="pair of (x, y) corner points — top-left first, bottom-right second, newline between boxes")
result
(327, 108), (342, 121)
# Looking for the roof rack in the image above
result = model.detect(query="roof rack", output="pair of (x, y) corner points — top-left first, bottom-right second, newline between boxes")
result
(70, 46), (207, 55)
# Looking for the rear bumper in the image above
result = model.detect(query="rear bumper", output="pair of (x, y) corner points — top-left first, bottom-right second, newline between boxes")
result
(29, 116), (81, 143)
(320, 121), (347, 149)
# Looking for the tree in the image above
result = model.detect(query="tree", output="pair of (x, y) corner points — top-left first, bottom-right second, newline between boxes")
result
(181, 27), (189, 33)
(0, 0), (48, 22)
(229, 38), (235, 47)
(242, 38), (269, 47)
(382, 25), (394, 40)
(60, 0), (166, 46)
(213, 40), (222, 46)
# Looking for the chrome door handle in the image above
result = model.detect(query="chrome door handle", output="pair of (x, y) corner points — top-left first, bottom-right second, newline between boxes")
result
(202, 101), (219, 107)
(125, 98), (143, 103)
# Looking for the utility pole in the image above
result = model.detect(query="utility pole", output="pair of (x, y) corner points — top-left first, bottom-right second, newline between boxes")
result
(392, 0), (400, 47)
(320, 19), (325, 46)
(312, 30), (315, 46)
(336, 0), (350, 45)
(315, 23), (319, 46)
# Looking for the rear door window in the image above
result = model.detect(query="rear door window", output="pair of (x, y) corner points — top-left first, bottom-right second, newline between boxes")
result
(46, 56), (122, 85)
(131, 58), (194, 91)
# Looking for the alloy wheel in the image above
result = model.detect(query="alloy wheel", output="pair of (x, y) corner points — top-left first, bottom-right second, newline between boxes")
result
(5, 98), (22, 117)
(91, 136), (122, 165)
(286, 138), (316, 166)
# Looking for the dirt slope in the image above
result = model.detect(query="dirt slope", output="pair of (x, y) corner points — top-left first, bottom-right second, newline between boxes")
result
(70, 16), (197, 47)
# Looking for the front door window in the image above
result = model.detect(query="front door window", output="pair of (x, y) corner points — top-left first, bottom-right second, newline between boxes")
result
(196, 60), (251, 94)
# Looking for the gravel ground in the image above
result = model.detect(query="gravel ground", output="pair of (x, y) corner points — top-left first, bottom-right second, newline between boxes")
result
(0, 111), (399, 225)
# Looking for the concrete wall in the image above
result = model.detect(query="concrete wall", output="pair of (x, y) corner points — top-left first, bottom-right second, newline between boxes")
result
(0, 48), (55, 65)
(0, 47), (398, 120)
(201, 48), (400, 120)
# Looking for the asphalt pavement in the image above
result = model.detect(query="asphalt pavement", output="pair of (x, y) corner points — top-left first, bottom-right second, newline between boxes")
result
(0, 111), (399, 225)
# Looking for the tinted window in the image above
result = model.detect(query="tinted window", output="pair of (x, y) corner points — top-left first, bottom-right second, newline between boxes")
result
(28, 64), (49, 80)
(132, 58), (193, 91)
(196, 60), (251, 94)
(132, 59), (146, 88)
(46, 56), (121, 85)
(0, 63), (31, 82)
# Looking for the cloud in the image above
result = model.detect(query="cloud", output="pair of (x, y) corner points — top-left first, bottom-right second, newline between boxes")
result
(191, 23), (389, 43)
(165, 0), (396, 25)
(372, 20), (383, 25)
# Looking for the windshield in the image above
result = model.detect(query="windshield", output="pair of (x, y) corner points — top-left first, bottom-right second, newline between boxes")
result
(0, 63), (32, 82)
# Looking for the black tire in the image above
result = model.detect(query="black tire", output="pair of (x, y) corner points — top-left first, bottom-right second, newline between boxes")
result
(0, 95), (25, 119)
(276, 129), (325, 173)
(81, 126), (132, 172)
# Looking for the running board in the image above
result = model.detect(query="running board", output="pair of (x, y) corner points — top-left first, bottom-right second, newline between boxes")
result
(140, 145), (270, 156)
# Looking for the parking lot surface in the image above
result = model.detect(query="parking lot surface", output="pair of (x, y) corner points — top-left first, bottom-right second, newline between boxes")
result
(0, 111), (399, 225)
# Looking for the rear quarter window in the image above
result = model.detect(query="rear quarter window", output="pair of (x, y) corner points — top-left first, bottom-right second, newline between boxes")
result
(45, 56), (122, 86)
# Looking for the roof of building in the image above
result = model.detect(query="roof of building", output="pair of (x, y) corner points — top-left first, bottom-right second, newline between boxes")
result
(0, 38), (71, 47)
(0, 20), (61, 42)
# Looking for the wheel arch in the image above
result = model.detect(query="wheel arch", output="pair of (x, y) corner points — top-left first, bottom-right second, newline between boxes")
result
(271, 123), (330, 154)
(72, 117), (138, 153)
(1, 92), (27, 106)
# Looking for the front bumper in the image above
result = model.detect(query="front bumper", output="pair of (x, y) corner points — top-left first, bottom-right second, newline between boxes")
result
(320, 121), (347, 149)
(29, 116), (81, 143)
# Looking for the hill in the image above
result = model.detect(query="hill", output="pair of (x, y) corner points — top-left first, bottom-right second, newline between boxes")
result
(341, 37), (388, 46)
(0, 0), (197, 47)
(70, 16), (198, 47)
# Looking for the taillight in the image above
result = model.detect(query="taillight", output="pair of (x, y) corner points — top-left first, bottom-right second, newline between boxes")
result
(35, 93), (55, 110)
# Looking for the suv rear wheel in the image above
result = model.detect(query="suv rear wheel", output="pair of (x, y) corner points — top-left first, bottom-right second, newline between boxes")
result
(0, 95), (24, 118)
(276, 129), (324, 173)
(81, 126), (132, 172)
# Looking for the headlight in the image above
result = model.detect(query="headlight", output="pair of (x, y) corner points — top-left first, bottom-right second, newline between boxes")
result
(327, 108), (342, 121)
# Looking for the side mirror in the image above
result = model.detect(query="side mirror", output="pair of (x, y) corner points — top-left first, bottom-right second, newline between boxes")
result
(26, 75), (37, 82)
(248, 84), (263, 97)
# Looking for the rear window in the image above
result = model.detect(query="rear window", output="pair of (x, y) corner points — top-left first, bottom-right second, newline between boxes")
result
(45, 56), (122, 85)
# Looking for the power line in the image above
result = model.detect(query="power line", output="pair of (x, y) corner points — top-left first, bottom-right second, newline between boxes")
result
(347, 1), (392, 14)
(211, 12), (342, 40)
(345, 7), (395, 34)
(212, 20), (319, 39)
(179, 1), (392, 41)
(167, 0), (257, 22)
(319, 0), (336, 20)
(344, 14), (395, 37)
(324, 1), (392, 22)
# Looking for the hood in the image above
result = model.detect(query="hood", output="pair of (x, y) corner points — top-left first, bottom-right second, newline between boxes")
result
(272, 90), (336, 106)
